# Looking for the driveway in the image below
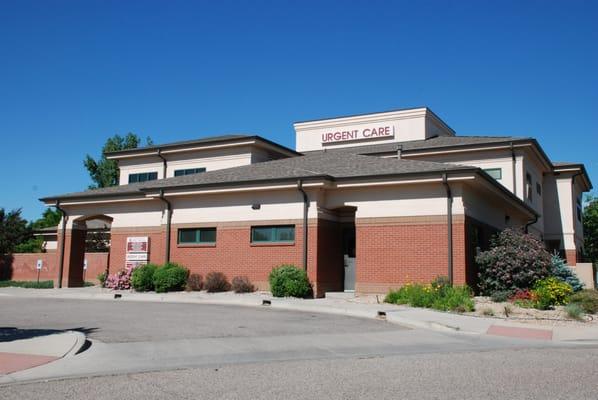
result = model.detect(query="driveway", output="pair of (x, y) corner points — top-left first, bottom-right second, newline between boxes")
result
(0, 297), (402, 343)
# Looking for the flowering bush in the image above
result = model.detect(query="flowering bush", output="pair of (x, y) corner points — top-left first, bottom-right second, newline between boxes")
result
(532, 277), (573, 310)
(105, 266), (136, 290)
(385, 279), (474, 312)
(476, 228), (552, 294)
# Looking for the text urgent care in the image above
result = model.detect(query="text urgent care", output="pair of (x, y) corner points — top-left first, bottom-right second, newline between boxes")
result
(321, 125), (394, 143)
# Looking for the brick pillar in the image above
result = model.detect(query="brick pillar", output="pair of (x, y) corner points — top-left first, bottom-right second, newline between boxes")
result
(62, 228), (86, 287)
(565, 249), (577, 266)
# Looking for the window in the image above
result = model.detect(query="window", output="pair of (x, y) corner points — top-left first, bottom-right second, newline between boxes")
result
(577, 196), (582, 222)
(174, 168), (206, 177)
(251, 225), (295, 243)
(128, 172), (158, 184)
(483, 168), (502, 180)
(526, 173), (533, 201)
(536, 182), (542, 196)
(178, 228), (217, 244)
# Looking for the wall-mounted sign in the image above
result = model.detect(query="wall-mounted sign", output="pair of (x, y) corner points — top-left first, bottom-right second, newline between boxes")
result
(126, 253), (149, 261)
(321, 125), (395, 144)
(127, 237), (149, 253)
(36, 259), (43, 270)
(126, 236), (149, 269)
(83, 259), (88, 270)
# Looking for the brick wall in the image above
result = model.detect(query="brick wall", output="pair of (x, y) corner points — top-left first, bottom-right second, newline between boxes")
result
(168, 221), (322, 294)
(354, 215), (466, 294)
(0, 252), (108, 285)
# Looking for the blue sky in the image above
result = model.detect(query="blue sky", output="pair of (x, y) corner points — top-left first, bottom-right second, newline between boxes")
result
(1, 0), (597, 221)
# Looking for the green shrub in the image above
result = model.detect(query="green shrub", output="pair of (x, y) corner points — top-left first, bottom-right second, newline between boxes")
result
(0, 280), (54, 289)
(231, 276), (255, 293)
(269, 265), (312, 298)
(569, 290), (598, 314)
(152, 263), (189, 293)
(490, 290), (511, 302)
(532, 277), (573, 310)
(131, 264), (158, 292)
(550, 254), (583, 292)
(385, 280), (474, 313)
(84, 281), (95, 287)
(476, 228), (552, 294)
(97, 272), (107, 287)
(565, 303), (584, 320)
(204, 272), (231, 292)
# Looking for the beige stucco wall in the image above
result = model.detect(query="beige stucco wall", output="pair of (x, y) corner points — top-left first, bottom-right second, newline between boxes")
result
(61, 200), (165, 230)
(294, 108), (453, 152)
(117, 146), (274, 185)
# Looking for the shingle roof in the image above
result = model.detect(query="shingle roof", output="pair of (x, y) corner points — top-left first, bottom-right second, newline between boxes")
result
(304, 135), (530, 156)
(40, 152), (473, 201)
(105, 134), (299, 157)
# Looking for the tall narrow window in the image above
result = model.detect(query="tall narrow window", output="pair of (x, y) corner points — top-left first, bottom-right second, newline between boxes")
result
(526, 173), (533, 201)
(577, 196), (582, 222)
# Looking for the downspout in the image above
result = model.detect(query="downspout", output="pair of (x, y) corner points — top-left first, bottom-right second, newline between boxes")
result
(524, 215), (538, 234)
(510, 142), (517, 197)
(55, 201), (67, 289)
(158, 190), (172, 263)
(156, 149), (167, 179)
(442, 174), (453, 286)
(297, 180), (309, 271)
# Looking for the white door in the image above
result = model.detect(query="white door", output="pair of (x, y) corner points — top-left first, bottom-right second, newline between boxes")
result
(344, 254), (355, 291)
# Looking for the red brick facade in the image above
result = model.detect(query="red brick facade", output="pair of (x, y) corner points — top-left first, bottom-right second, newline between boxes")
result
(16, 214), (486, 296)
(354, 216), (466, 294)
(0, 252), (108, 284)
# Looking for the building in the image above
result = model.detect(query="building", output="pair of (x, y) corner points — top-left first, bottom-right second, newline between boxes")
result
(39, 107), (592, 296)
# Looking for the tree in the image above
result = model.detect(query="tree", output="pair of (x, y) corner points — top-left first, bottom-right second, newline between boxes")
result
(14, 208), (63, 253)
(0, 208), (32, 255)
(583, 195), (598, 263)
(84, 133), (152, 188)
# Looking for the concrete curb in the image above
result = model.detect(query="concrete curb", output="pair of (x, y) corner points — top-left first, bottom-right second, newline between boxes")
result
(0, 331), (86, 359)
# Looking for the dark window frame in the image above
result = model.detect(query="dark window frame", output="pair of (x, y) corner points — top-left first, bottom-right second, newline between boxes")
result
(526, 172), (533, 201)
(250, 225), (295, 243)
(483, 168), (502, 180)
(128, 171), (158, 184)
(174, 168), (206, 177)
(177, 227), (217, 244)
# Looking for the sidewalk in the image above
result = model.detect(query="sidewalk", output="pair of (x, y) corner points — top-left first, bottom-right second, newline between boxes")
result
(0, 331), (86, 376)
(2, 287), (598, 343)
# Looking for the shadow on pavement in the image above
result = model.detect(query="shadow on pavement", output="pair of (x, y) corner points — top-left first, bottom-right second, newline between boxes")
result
(0, 327), (98, 342)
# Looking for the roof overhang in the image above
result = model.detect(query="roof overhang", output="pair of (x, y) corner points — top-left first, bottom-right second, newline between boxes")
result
(105, 136), (299, 160)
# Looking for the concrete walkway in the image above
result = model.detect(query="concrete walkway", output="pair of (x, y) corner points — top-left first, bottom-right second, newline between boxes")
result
(0, 331), (86, 375)
(1, 287), (597, 343)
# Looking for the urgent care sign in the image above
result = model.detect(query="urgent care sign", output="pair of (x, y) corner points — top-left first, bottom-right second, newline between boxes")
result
(321, 125), (396, 144)
(126, 237), (149, 269)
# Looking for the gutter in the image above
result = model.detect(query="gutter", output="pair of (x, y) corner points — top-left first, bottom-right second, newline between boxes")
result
(158, 189), (172, 263)
(54, 201), (67, 289)
(442, 174), (453, 286)
(297, 180), (309, 271)
(510, 141), (517, 197)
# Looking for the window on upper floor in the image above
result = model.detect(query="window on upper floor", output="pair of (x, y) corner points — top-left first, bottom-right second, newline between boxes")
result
(526, 173), (533, 201)
(577, 196), (582, 222)
(251, 225), (295, 243)
(128, 172), (158, 184)
(536, 182), (542, 196)
(483, 168), (502, 180)
(174, 168), (206, 177)
(178, 228), (217, 244)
